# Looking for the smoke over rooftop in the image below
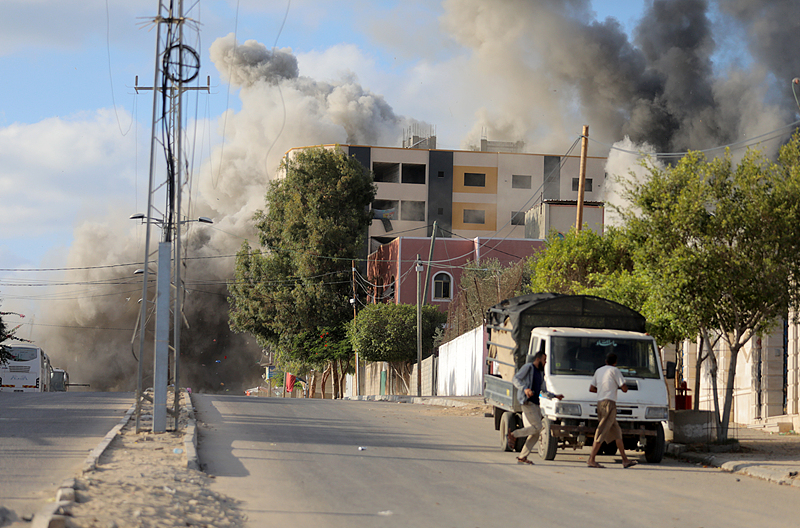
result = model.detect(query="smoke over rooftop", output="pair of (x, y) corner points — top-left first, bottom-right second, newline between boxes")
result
(34, 0), (800, 391)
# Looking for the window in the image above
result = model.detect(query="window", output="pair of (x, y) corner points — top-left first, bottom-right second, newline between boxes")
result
(464, 172), (486, 187)
(372, 199), (398, 217)
(511, 211), (525, 226)
(463, 209), (486, 224)
(433, 272), (452, 300)
(572, 178), (593, 192)
(401, 200), (426, 221)
(437, 207), (444, 215)
(373, 162), (400, 183)
(512, 175), (532, 189)
(438, 171), (445, 178)
(401, 164), (426, 184)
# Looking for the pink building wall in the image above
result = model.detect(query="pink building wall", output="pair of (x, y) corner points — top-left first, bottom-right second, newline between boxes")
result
(367, 237), (544, 312)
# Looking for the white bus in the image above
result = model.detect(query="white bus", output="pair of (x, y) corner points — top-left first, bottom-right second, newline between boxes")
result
(0, 345), (52, 392)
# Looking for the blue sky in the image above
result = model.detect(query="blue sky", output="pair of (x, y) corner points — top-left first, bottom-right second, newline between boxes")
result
(0, 0), (645, 269)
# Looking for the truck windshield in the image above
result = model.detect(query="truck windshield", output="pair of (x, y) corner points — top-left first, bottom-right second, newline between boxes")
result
(550, 336), (660, 378)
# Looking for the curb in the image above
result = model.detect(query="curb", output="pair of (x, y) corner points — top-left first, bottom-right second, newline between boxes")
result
(667, 442), (800, 488)
(348, 395), (488, 408)
(184, 390), (199, 471)
(32, 391), (198, 528)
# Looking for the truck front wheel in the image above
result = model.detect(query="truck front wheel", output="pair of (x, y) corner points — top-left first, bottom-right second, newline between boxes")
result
(538, 417), (558, 460)
(644, 422), (665, 463)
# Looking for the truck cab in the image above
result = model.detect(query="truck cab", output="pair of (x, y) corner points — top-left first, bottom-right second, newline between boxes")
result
(484, 293), (669, 463)
(532, 327), (668, 461)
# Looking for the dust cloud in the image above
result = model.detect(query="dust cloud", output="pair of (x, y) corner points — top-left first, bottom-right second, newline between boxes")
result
(33, 0), (800, 391)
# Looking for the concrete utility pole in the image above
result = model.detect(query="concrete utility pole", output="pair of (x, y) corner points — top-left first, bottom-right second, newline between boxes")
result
(134, 0), (208, 433)
(352, 260), (359, 397)
(416, 255), (423, 396)
(576, 125), (589, 231)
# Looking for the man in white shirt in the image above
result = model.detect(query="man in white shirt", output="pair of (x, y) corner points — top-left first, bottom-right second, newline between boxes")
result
(587, 352), (637, 469)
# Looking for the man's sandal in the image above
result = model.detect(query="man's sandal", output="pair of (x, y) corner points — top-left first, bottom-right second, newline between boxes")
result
(517, 457), (534, 465)
(623, 460), (638, 469)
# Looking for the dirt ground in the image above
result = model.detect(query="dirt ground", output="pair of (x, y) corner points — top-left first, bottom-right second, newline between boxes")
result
(62, 392), (245, 528)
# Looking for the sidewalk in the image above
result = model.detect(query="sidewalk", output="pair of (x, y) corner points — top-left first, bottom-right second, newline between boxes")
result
(667, 425), (800, 488)
(351, 394), (800, 489)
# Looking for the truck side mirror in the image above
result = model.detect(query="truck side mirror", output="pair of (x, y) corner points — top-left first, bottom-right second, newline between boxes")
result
(665, 361), (676, 379)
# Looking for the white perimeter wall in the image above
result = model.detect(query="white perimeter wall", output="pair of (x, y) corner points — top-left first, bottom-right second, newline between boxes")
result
(437, 325), (486, 397)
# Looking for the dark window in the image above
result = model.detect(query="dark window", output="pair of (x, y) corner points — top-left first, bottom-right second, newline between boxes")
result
(401, 164), (426, 184)
(433, 273), (452, 300)
(511, 211), (525, 226)
(512, 175), (532, 189)
(373, 162), (400, 183)
(438, 171), (445, 178)
(401, 200), (426, 221)
(372, 199), (399, 218)
(463, 209), (485, 224)
(464, 172), (486, 187)
(438, 208), (444, 215)
(572, 178), (593, 192)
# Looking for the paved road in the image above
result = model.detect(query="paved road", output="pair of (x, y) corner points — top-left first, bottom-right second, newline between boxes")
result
(0, 391), (133, 522)
(195, 395), (799, 528)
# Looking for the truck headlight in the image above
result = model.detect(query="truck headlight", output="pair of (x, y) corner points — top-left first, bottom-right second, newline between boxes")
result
(645, 406), (668, 420)
(555, 402), (582, 416)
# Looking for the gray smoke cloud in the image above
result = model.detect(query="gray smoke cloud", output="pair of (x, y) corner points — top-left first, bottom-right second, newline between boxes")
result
(37, 33), (420, 392)
(444, 0), (799, 155)
(34, 1), (800, 391)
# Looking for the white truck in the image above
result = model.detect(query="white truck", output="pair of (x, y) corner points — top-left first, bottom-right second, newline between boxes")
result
(484, 293), (671, 463)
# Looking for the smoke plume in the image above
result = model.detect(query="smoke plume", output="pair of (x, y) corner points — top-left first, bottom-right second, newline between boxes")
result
(34, 1), (800, 391)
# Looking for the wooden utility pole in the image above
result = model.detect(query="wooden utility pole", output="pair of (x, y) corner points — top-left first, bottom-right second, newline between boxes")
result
(576, 125), (589, 231)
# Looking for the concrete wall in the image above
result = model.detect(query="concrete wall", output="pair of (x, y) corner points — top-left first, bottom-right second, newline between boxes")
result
(410, 355), (437, 396)
(438, 325), (486, 397)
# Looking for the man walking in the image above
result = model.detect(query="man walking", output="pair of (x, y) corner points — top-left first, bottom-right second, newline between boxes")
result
(508, 351), (563, 465)
(587, 352), (637, 468)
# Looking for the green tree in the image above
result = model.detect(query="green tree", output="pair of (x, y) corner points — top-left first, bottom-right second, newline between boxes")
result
(349, 303), (447, 363)
(348, 303), (447, 393)
(524, 227), (692, 346)
(621, 137), (800, 441)
(228, 146), (376, 397)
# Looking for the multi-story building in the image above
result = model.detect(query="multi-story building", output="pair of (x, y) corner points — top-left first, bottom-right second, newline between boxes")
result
(284, 142), (608, 252)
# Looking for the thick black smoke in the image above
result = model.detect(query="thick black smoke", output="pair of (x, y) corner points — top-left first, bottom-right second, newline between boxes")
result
(36, 1), (800, 391)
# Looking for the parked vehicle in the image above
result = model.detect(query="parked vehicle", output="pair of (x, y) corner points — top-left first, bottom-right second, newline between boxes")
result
(50, 368), (69, 391)
(0, 344), (52, 392)
(484, 293), (671, 463)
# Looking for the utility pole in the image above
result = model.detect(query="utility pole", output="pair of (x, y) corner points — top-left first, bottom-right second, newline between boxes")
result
(352, 260), (359, 397)
(416, 255), (423, 396)
(134, 0), (208, 433)
(576, 125), (589, 231)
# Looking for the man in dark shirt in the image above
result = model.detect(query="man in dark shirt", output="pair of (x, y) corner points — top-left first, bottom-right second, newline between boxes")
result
(509, 351), (563, 465)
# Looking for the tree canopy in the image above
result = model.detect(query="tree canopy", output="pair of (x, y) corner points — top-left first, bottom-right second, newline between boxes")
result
(524, 227), (691, 346)
(620, 135), (800, 440)
(348, 303), (447, 363)
(228, 146), (376, 373)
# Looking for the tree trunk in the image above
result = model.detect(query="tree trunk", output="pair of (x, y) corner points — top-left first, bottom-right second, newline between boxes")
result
(320, 363), (332, 399)
(693, 337), (704, 411)
(720, 341), (743, 442)
(309, 371), (318, 399)
(332, 360), (340, 399)
(337, 358), (351, 398)
(702, 328), (723, 441)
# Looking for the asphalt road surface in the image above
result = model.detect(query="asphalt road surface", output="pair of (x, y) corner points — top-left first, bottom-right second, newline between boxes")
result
(195, 395), (798, 528)
(0, 391), (133, 522)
